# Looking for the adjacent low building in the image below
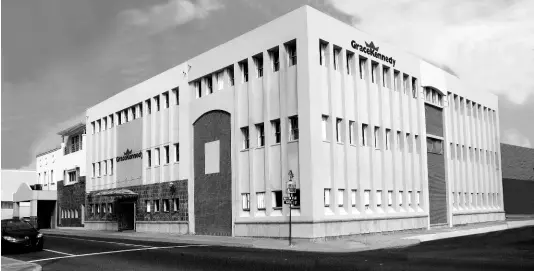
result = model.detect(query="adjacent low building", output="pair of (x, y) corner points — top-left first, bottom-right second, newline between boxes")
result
(1, 170), (37, 220)
(501, 143), (534, 215)
(84, 6), (504, 238)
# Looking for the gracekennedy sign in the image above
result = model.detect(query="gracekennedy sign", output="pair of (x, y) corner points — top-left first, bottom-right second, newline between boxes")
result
(116, 149), (142, 162)
(351, 40), (397, 67)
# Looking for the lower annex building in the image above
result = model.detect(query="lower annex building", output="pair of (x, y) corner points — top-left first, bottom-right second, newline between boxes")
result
(84, 6), (504, 238)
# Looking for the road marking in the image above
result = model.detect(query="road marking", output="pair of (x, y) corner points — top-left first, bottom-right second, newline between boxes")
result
(43, 249), (75, 256)
(28, 245), (207, 263)
(48, 235), (152, 247)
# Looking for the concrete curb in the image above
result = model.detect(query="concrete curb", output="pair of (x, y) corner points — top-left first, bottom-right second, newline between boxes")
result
(1, 257), (42, 271)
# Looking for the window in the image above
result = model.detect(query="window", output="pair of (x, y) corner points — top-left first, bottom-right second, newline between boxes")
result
(376, 190), (383, 207)
(92, 163), (95, 177)
(241, 127), (250, 149)
(374, 126), (381, 149)
(415, 135), (420, 154)
(103, 160), (107, 175)
(240, 60), (248, 82)
(408, 191), (413, 206)
(174, 143), (179, 162)
(397, 131), (402, 150)
(393, 70), (400, 91)
(338, 189), (344, 207)
(319, 41), (327, 66)
(286, 41), (297, 66)
(147, 150), (152, 167)
(271, 119), (281, 144)
(359, 57), (367, 79)
(108, 203), (113, 214)
(322, 115), (329, 141)
(50, 170), (54, 184)
(385, 129), (391, 150)
(324, 189), (331, 207)
(216, 71), (224, 90)
(132, 106), (138, 120)
(382, 65), (390, 88)
(361, 124), (369, 146)
(97, 162), (101, 177)
(406, 133), (412, 153)
(163, 199), (170, 212)
(349, 121), (355, 145)
(163, 91), (169, 108)
(292, 189), (301, 207)
(146, 99), (151, 114)
(399, 191), (403, 206)
(117, 112), (122, 125)
(102, 118), (107, 131)
(242, 193), (250, 211)
(109, 115), (114, 127)
(272, 191), (282, 209)
(91, 122), (95, 134)
(172, 87), (179, 105)
(371, 62), (378, 83)
(154, 96), (160, 111)
(346, 51), (354, 75)
(155, 148), (160, 166)
(110, 159), (114, 175)
(164, 145), (170, 164)
(256, 124), (265, 147)
(336, 118), (343, 143)
(253, 54), (263, 78)
(256, 192), (266, 210)
(427, 137), (443, 154)
(351, 190), (357, 207)
(173, 198), (179, 211)
(403, 74), (409, 94)
(364, 190), (371, 210)
(270, 47), (280, 72)
(333, 47), (341, 70)
(154, 200), (160, 212)
(388, 191), (393, 206)
(228, 67), (235, 86)
(124, 109), (129, 123)
(195, 81), (202, 98)
(412, 78), (418, 98)
(289, 116), (299, 141)
(205, 77), (213, 95)
(97, 119), (102, 132)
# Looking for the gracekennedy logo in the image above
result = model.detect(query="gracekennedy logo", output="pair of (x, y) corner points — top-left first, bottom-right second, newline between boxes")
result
(351, 40), (397, 67)
(116, 148), (142, 162)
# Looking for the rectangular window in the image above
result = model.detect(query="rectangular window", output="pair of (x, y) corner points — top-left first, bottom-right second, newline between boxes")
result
(163, 199), (170, 212)
(403, 74), (409, 94)
(272, 191), (282, 209)
(147, 150), (152, 167)
(50, 170), (54, 184)
(253, 54), (263, 78)
(241, 127), (250, 149)
(92, 163), (95, 177)
(256, 124), (265, 147)
(397, 131), (402, 150)
(374, 126), (381, 149)
(98, 162), (101, 177)
(351, 190), (357, 207)
(103, 161), (108, 175)
(242, 193), (250, 211)
(102, 204), (106, 214)
(406, 133), (412, 153)
(195, 81), (202, 98)
(228, 67), (235, 86)
(164, 145), (170, 164)
(286, 40), (297, 66)
(91, 122), (95, 134)
(393, 70), (400, 91)
(102, 118), (107, 131)
(408, 191), (413, 206)
(174, 143), (179, 162)
(154, 96), (160, 111)
(173, 198), (179, 211)
(68, 171), (76, 183)
(109, 115), (114, 127)
(415, 135), (420, 154)
(271, 119), (281, 144)
(256, 192), (266, 210)
(205, 77), (213, 95)
(163, 91), (169, 108)
(337, 189), (344, 207)
(333, 47), (341, 70)
(108, 203), (113, 214)
(399, 191), (403, 206)
(388, 190), (393, 206)
(376, 190), (383, 207)
(270, 47), (280, 72)
(216, 71), (224, 90)
(349, 121), (355, 145)
(361, 124), (369, 146)
(292, 189), (301, 207)
(172, 87), (179, 105)
(155, 148), (160, 166)
(322, 115), (329, 141)
(146, 201), (151, 212)
(382, 66), (390, 88)
(346, 51), (354, 75)
(146, 99), (151, 114)
(412, 77), (418, 98)
(371, 62), (378, 83)
(385, 129), (391, 150)
(359, 57), (367, 79)
(154, 200), (160, 212)
(289, 116), (299, 141)
(110, 159), (114, 175)
(319, 41), (327, 66)
(336, 118), (343, 143)
(324, 189), (331, 207)
(364, 190), (371, 210)
(240, 61), (248, 82)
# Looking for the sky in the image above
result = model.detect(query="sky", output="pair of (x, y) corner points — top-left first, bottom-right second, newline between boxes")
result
(2, 0), (534, 170)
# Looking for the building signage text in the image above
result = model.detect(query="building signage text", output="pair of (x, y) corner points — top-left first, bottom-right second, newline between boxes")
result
(116, 149), (142, 163)
(351, 40), (396, 67)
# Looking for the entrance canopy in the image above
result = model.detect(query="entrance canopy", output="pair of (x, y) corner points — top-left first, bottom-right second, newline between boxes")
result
(13, 183), (56, 203)
(92, 188), (138, 199)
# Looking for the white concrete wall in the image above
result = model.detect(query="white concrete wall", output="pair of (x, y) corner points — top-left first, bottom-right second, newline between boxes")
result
(36, 149), (62, 190)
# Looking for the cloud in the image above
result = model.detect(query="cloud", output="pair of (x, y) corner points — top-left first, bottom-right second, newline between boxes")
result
(328, 0), (534, 104)
(503, 128), (532, 148)
(118, 0), (224, 35)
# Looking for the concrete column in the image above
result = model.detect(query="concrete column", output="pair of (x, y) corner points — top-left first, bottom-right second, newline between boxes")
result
(13, 202), (20, 218)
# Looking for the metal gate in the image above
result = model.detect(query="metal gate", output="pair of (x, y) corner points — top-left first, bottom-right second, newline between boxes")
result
(428, 152), (448, 225)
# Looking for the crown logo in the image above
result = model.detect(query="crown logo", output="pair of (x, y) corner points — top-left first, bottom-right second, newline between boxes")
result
(365, 41), (379, 52)
(123, 149), (132, 156)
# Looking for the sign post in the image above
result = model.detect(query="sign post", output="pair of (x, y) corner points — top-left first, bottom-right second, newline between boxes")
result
(286, 170), (295, 246)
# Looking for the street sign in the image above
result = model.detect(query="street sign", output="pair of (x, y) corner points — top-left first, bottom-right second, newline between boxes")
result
(287, 182), (296, 194)
(283, 199), (293, 205)
(283, 196), (292, 201)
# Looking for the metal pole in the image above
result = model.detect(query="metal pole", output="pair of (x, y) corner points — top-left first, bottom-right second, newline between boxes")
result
(289, 198), (292, 246)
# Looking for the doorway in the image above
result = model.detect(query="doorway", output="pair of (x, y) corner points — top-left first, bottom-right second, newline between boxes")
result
(118, 202), (135, 231)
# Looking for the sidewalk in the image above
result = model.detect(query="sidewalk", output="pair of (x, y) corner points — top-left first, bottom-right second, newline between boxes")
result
(41, 218), (534, 253)
(1, 257), (41, 271)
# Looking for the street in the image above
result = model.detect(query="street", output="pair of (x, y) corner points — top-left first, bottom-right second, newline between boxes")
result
(4, 227), (534, 270)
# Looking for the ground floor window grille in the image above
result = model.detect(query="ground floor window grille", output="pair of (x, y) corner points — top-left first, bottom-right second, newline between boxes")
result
(242, 193), (250, 211)
(256, 192), (266, 210)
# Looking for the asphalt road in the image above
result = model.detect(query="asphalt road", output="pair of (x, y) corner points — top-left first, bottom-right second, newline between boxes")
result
(3, 226), (533, 271)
